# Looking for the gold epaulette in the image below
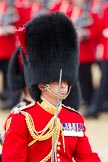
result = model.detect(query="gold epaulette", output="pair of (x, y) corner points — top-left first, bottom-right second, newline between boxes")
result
(62, 104), (81, 115)
(5, 101), (36, 132)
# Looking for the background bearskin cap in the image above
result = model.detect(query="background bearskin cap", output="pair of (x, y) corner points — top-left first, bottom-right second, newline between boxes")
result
(8, 46), (25, 92)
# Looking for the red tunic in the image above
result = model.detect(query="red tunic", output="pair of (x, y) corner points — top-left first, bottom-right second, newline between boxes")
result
(2, 100), (101, 162)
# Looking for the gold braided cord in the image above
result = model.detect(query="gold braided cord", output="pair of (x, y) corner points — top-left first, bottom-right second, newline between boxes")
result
(20, 111), (65, 162)
(5, 117), (12, 132)
(20, 111), (56, 138)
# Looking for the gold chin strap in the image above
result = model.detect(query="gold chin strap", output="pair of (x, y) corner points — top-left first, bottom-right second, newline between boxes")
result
(43, 84), (71, 100)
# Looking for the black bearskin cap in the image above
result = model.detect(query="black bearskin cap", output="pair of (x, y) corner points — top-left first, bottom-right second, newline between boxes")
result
(20, 12), (79, 103)
(8, 46), (25, 92)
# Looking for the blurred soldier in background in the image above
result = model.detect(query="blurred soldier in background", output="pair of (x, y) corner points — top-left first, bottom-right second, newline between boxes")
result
(0, 0), (25, 109)
(0, 0), (20, 105)
(84, 1), (108, 118)
(69, 0), (100, 109)
(0, 0), (38, 109)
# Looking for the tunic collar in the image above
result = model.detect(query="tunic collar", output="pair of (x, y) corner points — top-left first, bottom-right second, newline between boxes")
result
(37, 96), (62, 115)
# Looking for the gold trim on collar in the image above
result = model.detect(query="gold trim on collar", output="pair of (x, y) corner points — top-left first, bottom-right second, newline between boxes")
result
(37, 96), (62, 115)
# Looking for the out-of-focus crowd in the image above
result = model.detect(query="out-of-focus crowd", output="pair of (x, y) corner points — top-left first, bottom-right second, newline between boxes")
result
(0, 0), (108, 119)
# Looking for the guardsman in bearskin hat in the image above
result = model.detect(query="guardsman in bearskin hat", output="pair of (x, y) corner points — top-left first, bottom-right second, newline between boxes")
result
(2, 12), (101, 162)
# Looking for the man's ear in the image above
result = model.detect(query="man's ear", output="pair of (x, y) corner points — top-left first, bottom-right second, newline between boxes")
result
(38, 83), (45, 92)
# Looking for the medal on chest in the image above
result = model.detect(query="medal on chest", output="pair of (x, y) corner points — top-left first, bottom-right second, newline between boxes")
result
(62, 123), (84, 137)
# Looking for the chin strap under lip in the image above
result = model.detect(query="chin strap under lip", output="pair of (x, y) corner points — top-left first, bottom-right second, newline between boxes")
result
(43, 84), (71, 100)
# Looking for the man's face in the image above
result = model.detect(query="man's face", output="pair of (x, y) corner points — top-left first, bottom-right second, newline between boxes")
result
(38, 81), (69, 103)
(49, 81), (69, 97)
